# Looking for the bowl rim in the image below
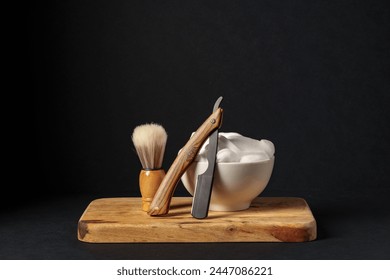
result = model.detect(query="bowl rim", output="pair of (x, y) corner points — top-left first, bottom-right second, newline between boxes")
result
(191, 155), (275, 166)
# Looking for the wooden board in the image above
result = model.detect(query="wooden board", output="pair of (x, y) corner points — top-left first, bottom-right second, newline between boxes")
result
(78, 197), (316, 243)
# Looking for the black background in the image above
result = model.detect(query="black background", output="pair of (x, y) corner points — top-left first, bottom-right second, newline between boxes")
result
(2, 0), (389, 259)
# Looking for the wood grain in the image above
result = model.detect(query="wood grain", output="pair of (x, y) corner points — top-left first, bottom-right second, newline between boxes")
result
(148, 108), (223, 216)
(78, 197), (317, 243)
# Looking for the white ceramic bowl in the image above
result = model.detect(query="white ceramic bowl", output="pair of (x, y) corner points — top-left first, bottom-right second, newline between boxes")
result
(181, 156), (275, 211)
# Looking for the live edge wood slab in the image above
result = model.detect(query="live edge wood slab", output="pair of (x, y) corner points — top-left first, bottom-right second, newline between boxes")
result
(78, 197), (316, 243)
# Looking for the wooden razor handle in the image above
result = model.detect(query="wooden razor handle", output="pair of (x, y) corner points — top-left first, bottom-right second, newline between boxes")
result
(148, 108), (223, 216)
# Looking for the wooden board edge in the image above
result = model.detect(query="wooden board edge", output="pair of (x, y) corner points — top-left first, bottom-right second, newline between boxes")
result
(77, 197), (317, 243)
(77, 198), (109, 242)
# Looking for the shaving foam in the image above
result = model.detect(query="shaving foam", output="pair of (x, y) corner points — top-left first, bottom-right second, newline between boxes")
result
(194, 132), (275, 163)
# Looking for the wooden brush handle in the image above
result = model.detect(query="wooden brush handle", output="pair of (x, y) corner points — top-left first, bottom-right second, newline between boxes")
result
(148, 108), (223, 216)
(139, 169), (166, 211)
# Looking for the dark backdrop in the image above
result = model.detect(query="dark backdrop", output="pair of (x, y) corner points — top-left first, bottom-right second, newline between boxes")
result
(12, 0), (390, 259)
(29, 0), (389, 200)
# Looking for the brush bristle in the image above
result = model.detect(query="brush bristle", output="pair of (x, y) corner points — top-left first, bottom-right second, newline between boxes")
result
(131, 123), (168, 169)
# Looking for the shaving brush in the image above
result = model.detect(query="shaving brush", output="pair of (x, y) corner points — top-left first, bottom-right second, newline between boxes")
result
(132, 123), (167, 211)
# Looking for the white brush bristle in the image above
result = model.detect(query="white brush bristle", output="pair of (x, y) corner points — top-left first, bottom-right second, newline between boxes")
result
(131, 123), (168, 169)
